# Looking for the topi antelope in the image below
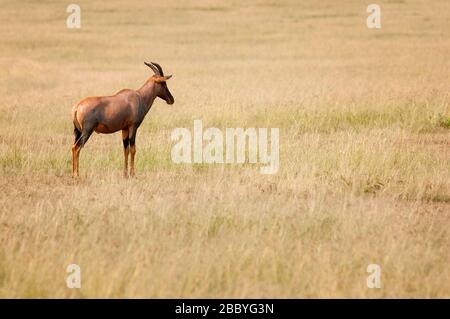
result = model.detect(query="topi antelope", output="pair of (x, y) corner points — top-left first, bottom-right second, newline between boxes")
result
(71, 62), (174, 177)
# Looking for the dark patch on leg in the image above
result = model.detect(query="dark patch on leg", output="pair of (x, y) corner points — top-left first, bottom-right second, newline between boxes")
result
(77, 127), (94, 148)
(123, 138), (129, 149)
(73, 125), (81, 143)
(129, 136), (135, 146)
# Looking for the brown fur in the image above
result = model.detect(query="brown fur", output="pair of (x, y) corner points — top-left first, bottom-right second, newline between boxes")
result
(71, 62), (174, 177)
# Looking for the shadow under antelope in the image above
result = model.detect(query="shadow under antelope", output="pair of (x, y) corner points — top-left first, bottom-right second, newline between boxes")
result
(71, 62), (174, 177)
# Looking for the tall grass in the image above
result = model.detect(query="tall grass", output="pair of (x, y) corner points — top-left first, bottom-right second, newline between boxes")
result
(0, 0), (449, 297)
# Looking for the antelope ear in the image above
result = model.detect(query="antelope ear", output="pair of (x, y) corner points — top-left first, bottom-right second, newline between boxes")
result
(164, 75), (172, 81)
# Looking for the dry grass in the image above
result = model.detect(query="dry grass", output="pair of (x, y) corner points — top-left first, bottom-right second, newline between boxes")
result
(0, 0), (449, 298)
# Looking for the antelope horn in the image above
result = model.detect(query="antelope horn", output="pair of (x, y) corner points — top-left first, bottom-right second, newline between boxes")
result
(150, 62), (164, 76)
(144, 61), (160, 75)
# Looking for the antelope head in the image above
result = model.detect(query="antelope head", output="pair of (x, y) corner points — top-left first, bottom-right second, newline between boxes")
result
(144, 62), (174, 105)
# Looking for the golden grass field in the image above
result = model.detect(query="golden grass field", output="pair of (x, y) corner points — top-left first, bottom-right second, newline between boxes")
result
(0, 0), (449, 298)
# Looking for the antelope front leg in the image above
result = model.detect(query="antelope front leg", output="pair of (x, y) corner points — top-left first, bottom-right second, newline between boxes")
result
(129, 127), (137, 177)
(122, 129), (130, 178)
(130, 144), (136, 177)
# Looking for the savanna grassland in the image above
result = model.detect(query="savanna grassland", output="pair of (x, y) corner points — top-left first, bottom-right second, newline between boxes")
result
(0, 0), (449, 298)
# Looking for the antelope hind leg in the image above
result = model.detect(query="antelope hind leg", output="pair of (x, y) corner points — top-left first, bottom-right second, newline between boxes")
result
(72, 126), (82, 177)
(71, 126), (94, 178)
